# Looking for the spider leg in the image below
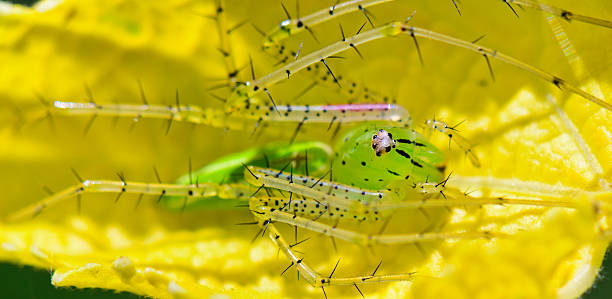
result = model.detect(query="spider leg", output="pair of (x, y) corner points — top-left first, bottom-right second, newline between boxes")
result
(3, 180), (253, 223)
(257, 219), (418, 287)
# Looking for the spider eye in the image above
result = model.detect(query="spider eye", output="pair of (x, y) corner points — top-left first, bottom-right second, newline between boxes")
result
(371, 129), (394, 157)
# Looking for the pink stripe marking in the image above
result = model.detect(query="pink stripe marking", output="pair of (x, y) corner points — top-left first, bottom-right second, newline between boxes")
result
(319, 103), (393, 111)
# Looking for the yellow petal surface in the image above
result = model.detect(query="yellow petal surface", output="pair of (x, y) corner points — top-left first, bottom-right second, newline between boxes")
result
(0, 0), (611, 298)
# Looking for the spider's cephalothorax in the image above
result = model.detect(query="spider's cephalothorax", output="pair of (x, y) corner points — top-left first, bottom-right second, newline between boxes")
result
(333, 124), (445, 190)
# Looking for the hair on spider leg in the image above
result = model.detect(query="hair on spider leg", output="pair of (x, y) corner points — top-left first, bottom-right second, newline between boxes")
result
(235, 221), (259, 226)
(289, 236), (311, 249)
(133, 193), (144, 210)
(406, 27), (424, 67)
(502, 0), (520, 18)
(81, 83), (99, 136)
(226, 18), (250, 35)
(41, 185), (54, 196)
(31, 93), (57, 134)
(482, 53), (496, 82)
(114, 171), (128, 204)
(319, 58), (341, 88)
(250, 226), (265, 244)
(377, 214), (393, 235)
(451, 0), (462, 16)
(281, 261), (295, 276)
(289, 116), (307, 144)
(68, 167), (85, 213)
(368, 259), (383, 280)
(331, 120), (343, 140)
(357, 4), (375, 28)
(250, 184), (266, 197)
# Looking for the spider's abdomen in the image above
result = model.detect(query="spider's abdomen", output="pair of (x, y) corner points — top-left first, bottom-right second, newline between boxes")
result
(332, 125), (445, 190)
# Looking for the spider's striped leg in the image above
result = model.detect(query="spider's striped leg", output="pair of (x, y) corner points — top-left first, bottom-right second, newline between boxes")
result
(261, 0), (612, 50)
(257, 219), (417, 287)
(31, 101), (412, 135)
(212, 0), (239, 83)
(251, 197), (501, 247)
(3, 180), (253, 223)
(244, 165), (579, 218)
(233, 21), (612, 112)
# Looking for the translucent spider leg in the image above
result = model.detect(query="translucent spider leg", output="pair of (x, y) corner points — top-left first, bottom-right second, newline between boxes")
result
(424, 119), (480, 167)
(262, 0), (612, 48)
(243, 166), (579, 215)
(260, 2), (396, 104)
(3, 179), (253, 223)
(251, 202), (501, 246)
(265, 47), (394, 104)
(27, 100), (412, 132)
(213, 0), (239, 82)
(259, 220), (417, 287)
(508, 0), (612, 28)
(263, 0), (393, 49)
(232, 21), (612, 111)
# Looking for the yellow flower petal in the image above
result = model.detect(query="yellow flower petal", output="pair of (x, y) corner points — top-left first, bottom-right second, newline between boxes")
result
(1, 0), (611, 298)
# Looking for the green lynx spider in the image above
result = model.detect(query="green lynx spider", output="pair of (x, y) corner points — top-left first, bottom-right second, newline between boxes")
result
(7, 0), (611, 292)
(5, 122), (578, 288)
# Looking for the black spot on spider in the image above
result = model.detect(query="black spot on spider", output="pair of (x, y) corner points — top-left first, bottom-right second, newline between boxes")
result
(396, 149), (411, 159)
(387, 169), (400, 176)
(561, 10), (573, 20)
(361, 161), (366, 166)
(341, 160), (346, 165)
(296, 20), (303, 28)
